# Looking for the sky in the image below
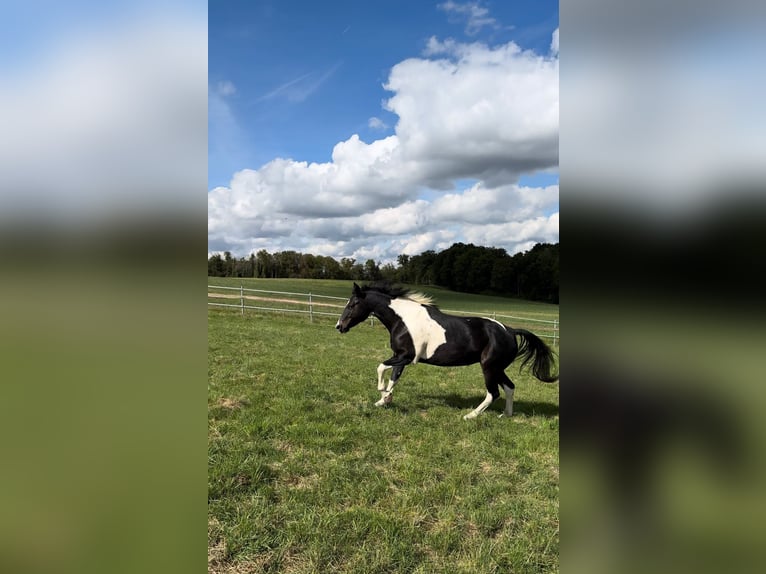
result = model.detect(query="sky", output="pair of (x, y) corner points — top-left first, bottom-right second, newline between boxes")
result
(208, 0), (559, 263)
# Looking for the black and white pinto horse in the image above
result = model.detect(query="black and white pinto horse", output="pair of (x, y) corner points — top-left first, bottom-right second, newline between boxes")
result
(335, 282), (558, 419)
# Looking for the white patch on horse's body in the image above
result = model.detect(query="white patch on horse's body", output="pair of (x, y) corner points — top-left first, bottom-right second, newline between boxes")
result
(389, 297), (446, 363)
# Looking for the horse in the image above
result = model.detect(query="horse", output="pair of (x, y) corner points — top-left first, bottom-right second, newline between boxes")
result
(335, 282), (558, 419)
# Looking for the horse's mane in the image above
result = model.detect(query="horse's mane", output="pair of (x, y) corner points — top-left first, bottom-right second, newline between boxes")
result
(361, 281), (435, 306)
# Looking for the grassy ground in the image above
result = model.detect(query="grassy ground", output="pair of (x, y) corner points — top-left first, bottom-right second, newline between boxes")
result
(208, 283), (559, 573)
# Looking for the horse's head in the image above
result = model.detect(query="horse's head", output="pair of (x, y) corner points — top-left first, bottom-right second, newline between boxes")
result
(335, 282), (372, 333)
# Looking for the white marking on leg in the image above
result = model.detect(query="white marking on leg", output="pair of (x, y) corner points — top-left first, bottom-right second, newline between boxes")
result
(389, 298), (446, 362)
(385, 377), (399, 393)
(375, 370), (401, 407)
(374, 390), (393, 407)
(463, 391), (495, 420)
(502, 386), (514, 417)
(377, 363), (392, 391)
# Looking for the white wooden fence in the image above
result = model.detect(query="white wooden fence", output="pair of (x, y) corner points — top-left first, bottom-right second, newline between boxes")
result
(208, 284), (559, 344)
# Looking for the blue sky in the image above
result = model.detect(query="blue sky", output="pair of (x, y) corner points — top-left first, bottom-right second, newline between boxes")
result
(209, 1), (559, 262)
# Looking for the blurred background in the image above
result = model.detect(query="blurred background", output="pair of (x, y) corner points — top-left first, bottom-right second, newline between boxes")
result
(562, 1), (766, 573)
(0, 2), (207, 573)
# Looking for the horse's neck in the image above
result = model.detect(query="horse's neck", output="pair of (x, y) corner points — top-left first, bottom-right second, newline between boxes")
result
(368, 296), (400, 332)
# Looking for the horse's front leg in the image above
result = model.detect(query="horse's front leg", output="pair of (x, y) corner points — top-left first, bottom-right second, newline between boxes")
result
(374, 361), (408, 407)
(376, 363), (392, 391)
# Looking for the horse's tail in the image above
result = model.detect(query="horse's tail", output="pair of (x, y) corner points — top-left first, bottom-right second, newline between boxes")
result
(513, 328), (559, 383)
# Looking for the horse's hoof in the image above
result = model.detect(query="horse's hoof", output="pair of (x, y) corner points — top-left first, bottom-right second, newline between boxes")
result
(463, 412), (477, 420)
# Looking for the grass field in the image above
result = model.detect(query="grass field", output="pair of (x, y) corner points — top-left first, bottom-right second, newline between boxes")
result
(208, 277), (559, 319)
(208, 277), (559, 344)
(208, 280), (559, 573)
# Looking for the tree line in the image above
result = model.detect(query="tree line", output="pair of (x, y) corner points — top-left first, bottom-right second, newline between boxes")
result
(208, 242), (558, 303)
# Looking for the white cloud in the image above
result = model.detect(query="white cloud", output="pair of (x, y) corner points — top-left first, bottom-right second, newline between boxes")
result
(437, 1), (499, 36)
(208, 31), (559, 263)
(431, 183), (559, 224)
(551, 28), (559, 55)
(208, 133), (412, 225)
(463, 212), (559, 252)
(395, 229), (459, 256)
(368, 116), (389, 130)
(386, 37), (558, 187)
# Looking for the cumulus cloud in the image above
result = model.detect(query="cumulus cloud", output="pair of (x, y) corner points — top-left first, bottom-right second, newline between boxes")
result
(387, 37), (558, 187)
(208, 30), (559, 262)
(431, 183), (559, 223)
(464, 212), (559, 248)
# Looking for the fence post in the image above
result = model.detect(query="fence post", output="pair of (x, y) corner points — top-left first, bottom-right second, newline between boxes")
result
(309, 292), (313, 323)
(240, 285), (244, 316)
(553, 319), (558, 346)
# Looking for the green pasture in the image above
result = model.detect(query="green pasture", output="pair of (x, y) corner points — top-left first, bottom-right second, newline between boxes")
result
(207, 277), (558, 317)
(207, 277), (559, 339)
(208, 281), (559, 573)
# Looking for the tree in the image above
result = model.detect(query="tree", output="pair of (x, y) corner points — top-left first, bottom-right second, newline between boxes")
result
(208, 253), (224, 276)
(396, 254), (412, 283)
(206, 242), (558, 303)
(412, 250), (436, 285)
(340, 257), (356, 280)
(255, 249), (272, 278)
(491, 256), (515, 293)
(363, 259), (382, 281)
(380, 262), (397, 281)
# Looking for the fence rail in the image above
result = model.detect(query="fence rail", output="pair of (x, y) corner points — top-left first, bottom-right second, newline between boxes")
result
(208, 285), (558, 344)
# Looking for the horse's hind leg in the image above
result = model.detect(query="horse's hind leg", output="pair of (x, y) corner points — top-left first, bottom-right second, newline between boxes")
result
(463, 368), (501, 420)
(499, 372), (515, 417)
(375, 365), (405, 407)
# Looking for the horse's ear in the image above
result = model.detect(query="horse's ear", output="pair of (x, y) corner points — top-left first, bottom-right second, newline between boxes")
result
(353, 282), (364, 297)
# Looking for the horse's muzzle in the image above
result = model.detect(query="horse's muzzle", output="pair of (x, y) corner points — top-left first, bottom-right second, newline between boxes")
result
(335, 320), (347, 333)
